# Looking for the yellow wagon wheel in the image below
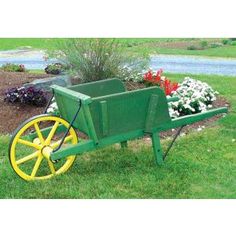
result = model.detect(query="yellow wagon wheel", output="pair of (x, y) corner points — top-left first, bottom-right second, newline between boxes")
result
(9, 115), (78, 181)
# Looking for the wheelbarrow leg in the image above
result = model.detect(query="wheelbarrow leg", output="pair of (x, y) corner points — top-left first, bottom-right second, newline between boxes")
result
(120, 141), (128, 148)
(151, 132), (164, 165)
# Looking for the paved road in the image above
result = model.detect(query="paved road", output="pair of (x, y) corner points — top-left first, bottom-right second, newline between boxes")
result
(1, 49), (236, 76)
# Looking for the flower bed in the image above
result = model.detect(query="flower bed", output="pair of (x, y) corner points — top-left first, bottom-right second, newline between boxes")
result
(1, 63), (26, 72)
(4, 86), (47, 107)
(168, 77), (218, 118)
(143, 69), (178, 95)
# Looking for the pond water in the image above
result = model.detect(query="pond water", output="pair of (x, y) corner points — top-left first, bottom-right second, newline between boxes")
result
(0, 49), (56, 70)
(150, 55), (236, 76)
(1, 49), (236, 76)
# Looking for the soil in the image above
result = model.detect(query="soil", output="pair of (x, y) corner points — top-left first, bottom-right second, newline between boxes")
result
(0, 71), (53, 134)
(0, 71), (230, 136)
(147, 39), (221, 50)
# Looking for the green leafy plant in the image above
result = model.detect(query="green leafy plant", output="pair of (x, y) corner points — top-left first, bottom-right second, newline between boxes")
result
(231, 41), (236, 46)
(4, 86), (47, 107)
(52, 38), (149, 83)
(187, 45), (197, 50)
(210, 42), (223, 48)
(44, 62), (68, 75)
(200, 40), (208, 48)
(222, 39), (232, 45)
(1, 63), (26, 72)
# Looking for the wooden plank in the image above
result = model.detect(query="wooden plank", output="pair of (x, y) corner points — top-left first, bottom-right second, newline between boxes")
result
(82, 104), (99, 144)
(99, 101), (108, 136)
(51, 85), (92, 104)
(151, 132), (163, 165)
(51, 140), (95, 161)
(144, 94), (159, 133)
(157, 107), (228, 132)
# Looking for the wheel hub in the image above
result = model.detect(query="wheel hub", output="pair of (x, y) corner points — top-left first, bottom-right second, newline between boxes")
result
(41, 146), (53, 160)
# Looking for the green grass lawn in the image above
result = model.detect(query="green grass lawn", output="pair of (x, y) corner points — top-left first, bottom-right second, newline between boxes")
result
(0, 38), (189, 51)
(1, 38), (236, 58)
(135, 44), (236, 58)
(0, 38), (63, 51)
(0, 73), (235, 199)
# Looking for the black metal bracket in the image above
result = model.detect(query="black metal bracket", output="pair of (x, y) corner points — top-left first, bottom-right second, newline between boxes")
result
(43, 92), (55, 114)
(52, 99), (82, 155)
(163, 125), (185, 160)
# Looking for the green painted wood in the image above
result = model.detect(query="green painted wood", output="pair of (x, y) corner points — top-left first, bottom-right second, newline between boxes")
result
(51, 140), (95, 161)
(82, 104), (99, 144)
(89, 87), (171, 139)
(52, 85), (91, 134)
(167, 96), (179, 102)
(51, 85), (92, 104)
(157, 107), (228, 132)
(99, 101), (108, 136)
(151, 132), (163, 165)
(145, 94), (159, 133)
(69, 78), (126, 98)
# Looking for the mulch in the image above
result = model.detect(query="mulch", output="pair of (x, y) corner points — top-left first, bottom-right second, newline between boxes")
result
(0, 71), (230, 136)
(0, 71), (52, 134)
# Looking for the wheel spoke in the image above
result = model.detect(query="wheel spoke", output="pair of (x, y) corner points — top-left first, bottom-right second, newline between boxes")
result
(45, 121), (60, 145)
(16, 151), (39, 165)
(51, 135), (74, 149)
(18, 138), (41, 150)
(47, 160), (56, 174)
(31, 155), (43, 178)
(34, 123), (44, 144)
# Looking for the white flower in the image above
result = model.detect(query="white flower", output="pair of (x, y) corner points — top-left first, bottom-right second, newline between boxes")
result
(168, 77), (218, 119)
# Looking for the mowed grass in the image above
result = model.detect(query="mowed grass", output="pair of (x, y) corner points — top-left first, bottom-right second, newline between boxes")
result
(1, 38), (236, 58)
(0, 38), (63, 51)
(0, 38), (190, 51)
(0, 73), (235, 198)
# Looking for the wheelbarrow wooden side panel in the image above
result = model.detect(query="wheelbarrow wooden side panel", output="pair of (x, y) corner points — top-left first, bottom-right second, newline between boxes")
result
(52, 83), (171, 140)
(89, 87), (171, 139)
(69, 78), (126, 98)
(52, 78), (126, 136)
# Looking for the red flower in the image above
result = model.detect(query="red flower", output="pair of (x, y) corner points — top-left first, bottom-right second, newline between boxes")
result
(143, 69), (178, 96)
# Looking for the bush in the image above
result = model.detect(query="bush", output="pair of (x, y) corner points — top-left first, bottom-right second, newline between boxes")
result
(53, 38), (149, 83)
(200, 40), (208, 48)
(222, 39), (232, 45)
(169, 77), (218, 118)
(44, 63), (67, 75)
(1, 63), (26, 72)
(231, 41), (236, 46)
(210, 42), (223, 48)
(187, 45), (197, 50)
(4, 86), (47, 107)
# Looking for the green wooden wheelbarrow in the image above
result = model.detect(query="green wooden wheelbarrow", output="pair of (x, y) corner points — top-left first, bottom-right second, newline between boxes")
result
(9, 78), (228, 180)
